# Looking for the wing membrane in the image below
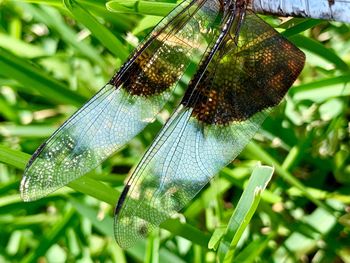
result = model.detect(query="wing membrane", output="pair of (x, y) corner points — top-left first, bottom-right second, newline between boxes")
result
(21, 0), (224, 201)
(114, 10), (305, 248)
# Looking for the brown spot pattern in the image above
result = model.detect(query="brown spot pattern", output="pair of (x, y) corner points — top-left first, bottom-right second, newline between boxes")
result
(109, 0), (224, 98)
(182, 10), (305, 125)
(119, 43), (188, 96)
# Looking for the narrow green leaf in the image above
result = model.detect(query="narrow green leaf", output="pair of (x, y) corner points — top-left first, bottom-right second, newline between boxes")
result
(16, 0), (136, 30)
(0, 96), (18, 121)
(160, 219), (211, 247)
(0, 145), (29, 170)
(64, 0), (129, 61)
(280, 19), (323, 37)
(234, 233), (276, 263)
(0, 48), (86, 106)
(218, 164), (274, 262)
(16, 0), (62, 6)
(132, 16), (162, 35)
(0, 214), (58, 226)
(0, 33), (48, 58)
(145, 229), (160, 263)
(289, 34), (349, 71)
(290, 75), (350, 102)
(106, 0), (176, 16)
(0, 125), (56, 138)
(68, 177), (118, 205)
(208, 226), (226, 250)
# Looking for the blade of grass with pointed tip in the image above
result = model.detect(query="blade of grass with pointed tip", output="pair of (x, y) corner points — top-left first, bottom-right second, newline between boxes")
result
(216, 164), (274, 262)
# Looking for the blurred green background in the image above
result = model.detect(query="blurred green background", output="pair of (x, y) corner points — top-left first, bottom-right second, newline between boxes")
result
(0, 0), (349, 262)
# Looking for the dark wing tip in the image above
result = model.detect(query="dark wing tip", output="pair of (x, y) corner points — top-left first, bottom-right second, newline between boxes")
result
(114, 184), (130, 216)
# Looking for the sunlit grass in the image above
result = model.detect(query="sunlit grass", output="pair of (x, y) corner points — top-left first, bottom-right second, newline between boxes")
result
(0, 0), (349, 262)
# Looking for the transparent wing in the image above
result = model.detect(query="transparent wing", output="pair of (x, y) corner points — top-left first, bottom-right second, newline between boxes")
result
(114, 106), (268, 248)
(114, 10), (305, 248)
(20, 0), (224, 201)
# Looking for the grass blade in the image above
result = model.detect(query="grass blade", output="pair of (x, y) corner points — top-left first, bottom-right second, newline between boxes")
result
(289, 34), (349, 71)
(106, 0), (176, 16)
(217, 164), (274, 262)
(64, 0), (129, 61)
(0, 48), (86, 106)
(280, 18), (323, 37)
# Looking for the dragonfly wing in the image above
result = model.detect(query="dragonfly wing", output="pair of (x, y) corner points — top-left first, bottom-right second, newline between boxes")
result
(114, 10), (305, 248)
(20, 0), (224, 201)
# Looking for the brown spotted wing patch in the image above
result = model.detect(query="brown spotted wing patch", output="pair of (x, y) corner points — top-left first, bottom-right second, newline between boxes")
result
(111, 0), (224, 97)
(20, 0), (224, 202)
(182, 10), (305, 124)
(118, 39), (190, 96)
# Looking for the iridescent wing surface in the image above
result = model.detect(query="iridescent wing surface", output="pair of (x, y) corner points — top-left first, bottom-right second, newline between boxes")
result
(114, 8), (305, 248)
(20, 0), (224, 201)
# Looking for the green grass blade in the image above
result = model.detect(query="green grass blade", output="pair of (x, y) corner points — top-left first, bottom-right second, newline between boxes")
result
(245, 142), (338, 215)
(106, 0), (176, 16)
(145, 229), (160, 263)
(160, 219), (211, 247)
(217, 164), (274, 262)
(64, 0), (129, 61)
(16, 0), (136, 30)
(15, 0), (62, 6)
(0, 48), (86, 106)
(290, 74), (350, 102)
(0, 32), (48, 58)
(68, 176), (118, 205)
(0, 125), (56, 138)
(280, 19), (323, 37)
(0, 145), (30, 170)
(289, 34), (349, 71)
(234, 233), (276, 263)
(0, 96), (18, 122)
